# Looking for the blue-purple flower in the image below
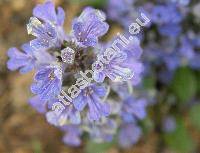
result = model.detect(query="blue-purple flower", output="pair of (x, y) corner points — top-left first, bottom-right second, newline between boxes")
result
(179, 36), (195, 60)
(28, 95), (47, 113)
(33, 1), (65, 26)
(107, 0), (134, 22)
(7, 44), (36, 74)
(121, 96), (147, 123)
(120, 37), (144, 85)
(46, 104), (81, 126)
(61, 125), (82, 146)
(118, 123), (142, 148)
(93, 51), (133, 83)
(27, 1), (65, 50)
(151, 4), (183, 37)
(27, 17), (62, 50)
(151, 4), (182, 24)
(93, 37), (143, 85)
(72, 7), (109, 47)
(31, 64), (62, 101)
(7, 43), (53, 74)
(73, 84), (110, 121)
(87, 118), (117, 142)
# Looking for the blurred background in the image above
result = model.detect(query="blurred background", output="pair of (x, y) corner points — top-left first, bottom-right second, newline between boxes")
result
(0, 0), (200, 153)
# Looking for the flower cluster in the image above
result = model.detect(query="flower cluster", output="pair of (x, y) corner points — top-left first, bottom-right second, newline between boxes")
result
(107, 0), (200, 150)
(7, 0), (145, 147)
(8, 0), (199, 150)
(107, 0), (200, 84)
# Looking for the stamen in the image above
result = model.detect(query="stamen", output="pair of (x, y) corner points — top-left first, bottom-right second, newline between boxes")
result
(61, 47), (75, 64)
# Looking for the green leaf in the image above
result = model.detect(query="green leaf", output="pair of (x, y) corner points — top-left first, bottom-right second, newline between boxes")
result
(164, 118), (195, 153)
(85, 139), (116, 153)
(189, 104), (200, 130)
(196, 71), (200, 94)
(143, 75), (156, 89)
(171, 67), (197, 103)
(140, 117), (154, 134)
(70, 0), (107, 8)
(32, 139), (42, 153)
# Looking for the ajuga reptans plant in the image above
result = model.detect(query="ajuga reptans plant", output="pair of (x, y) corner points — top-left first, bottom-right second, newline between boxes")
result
(7, 0), (146, 147)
